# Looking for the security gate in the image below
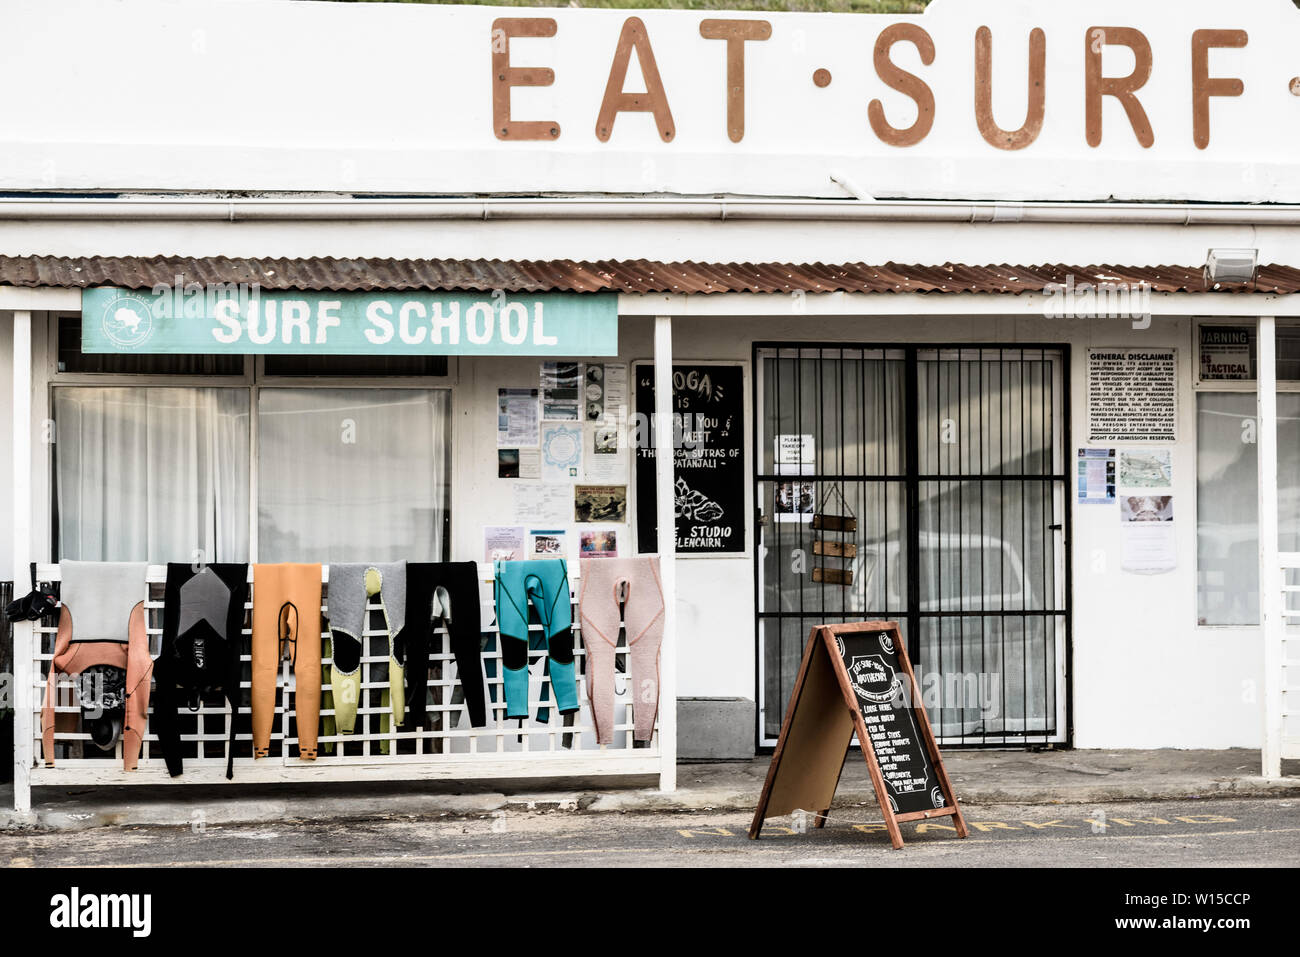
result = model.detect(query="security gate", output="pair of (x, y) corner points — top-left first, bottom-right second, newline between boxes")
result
(755, 345), (1070, 747)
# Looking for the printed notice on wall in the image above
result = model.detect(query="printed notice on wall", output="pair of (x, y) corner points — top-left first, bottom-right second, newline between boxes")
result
(483, 525), (526, 562)
(497, 389), (539, 448)
(1120, 495), (1176, 574)
(514, 483), (571, 525)
(1088, 348), (1177, 443)
(1077, 448), (1116, 505)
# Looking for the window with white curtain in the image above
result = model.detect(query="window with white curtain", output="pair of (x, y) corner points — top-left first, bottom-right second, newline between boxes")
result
(53, 387), (251, 562)
(256, 388), (451, 563)
(1196, 392), (1300, 626)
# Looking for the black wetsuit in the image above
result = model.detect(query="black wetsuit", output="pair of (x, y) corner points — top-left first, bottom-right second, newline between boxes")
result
(153, 563), (250, 778)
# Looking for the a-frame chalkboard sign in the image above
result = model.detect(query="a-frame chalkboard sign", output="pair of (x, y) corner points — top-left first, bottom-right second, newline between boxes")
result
(749, 621), (968, 849)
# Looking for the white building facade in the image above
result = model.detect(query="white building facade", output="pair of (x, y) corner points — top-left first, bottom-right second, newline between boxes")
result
(4, 0), (1299, 808)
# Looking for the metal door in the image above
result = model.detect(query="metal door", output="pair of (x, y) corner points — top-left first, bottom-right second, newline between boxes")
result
(754, 345), (1070, 747)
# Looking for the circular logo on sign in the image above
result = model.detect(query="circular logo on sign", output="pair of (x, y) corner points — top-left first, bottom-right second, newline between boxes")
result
(834, 635), (845, 658)
(878, 632), (894, 654)
(888, 794), (899, 813)
(848, 655), (901, 704)
(931, 787), (946, 809)
(100, 294), (154, 349)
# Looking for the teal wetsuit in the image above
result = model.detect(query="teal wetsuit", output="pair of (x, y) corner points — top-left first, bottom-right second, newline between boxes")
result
(493, 559), (578, 720)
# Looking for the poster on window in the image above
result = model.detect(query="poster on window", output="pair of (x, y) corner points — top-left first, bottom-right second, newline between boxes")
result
(1087, 348), (1177, 443)
(634, 363), (745, 554)
(1199, 327), (1252, 381)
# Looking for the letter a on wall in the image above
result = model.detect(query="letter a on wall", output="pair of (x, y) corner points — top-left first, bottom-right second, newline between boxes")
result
(749, 621), (968, 849)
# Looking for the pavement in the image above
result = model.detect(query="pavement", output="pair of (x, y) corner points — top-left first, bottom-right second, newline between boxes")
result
(4, 797), (1297, 867)
(1, 748), (1297, 833)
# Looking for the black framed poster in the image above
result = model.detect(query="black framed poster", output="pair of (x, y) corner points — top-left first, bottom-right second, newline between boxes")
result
(635, 363), (744, 554)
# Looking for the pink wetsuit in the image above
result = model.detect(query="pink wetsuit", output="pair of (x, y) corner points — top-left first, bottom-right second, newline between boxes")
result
(578, 556), (664, 745)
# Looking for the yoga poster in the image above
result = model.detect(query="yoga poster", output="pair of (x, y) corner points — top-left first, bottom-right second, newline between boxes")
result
(634, 363), (745, 554)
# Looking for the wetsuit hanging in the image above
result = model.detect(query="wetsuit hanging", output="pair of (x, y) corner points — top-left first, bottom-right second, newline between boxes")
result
(578, 556), (665, 745)
(153, 563), (249, 779)
(493, 559), (579, 721)
(251, 564), (323, 761)
(404, 562), (487, 730)
(41, 561), (151, 770)
(327, 562), (407, 741)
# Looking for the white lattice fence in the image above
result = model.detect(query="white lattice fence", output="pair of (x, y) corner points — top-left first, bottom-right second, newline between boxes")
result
(26, 563), (663, 785)
(1278, 555), (1300, 762)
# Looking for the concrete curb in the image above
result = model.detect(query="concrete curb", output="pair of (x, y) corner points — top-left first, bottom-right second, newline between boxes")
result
(3, 774), (1297, 832)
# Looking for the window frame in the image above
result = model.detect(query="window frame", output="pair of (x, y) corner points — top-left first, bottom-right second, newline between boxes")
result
(46, 312), (458, 565)
(1192, 318), (1300, 629)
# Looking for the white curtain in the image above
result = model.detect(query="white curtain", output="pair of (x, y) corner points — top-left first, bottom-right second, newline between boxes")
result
(257, 389), (450, 563)
(54, 387), (250, 562)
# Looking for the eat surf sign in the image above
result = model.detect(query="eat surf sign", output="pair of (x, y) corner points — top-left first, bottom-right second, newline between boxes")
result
(7, 0), (1300, 201)
(80, 287), (618, 357)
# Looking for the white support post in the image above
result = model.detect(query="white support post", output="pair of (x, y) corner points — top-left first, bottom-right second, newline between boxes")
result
(1258, 316), (1284, 780)
(653, 316), (677, 792)
(11, 310), (33, 811)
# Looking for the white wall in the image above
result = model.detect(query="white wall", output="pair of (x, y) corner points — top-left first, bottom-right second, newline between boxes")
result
(4, 0), (1298, 202)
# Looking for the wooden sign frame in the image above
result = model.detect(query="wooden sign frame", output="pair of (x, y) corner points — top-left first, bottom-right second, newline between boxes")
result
(749, 621), (968, 849)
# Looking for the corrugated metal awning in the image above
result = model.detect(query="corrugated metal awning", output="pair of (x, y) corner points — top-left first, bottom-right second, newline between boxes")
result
(1, 255), (1298, 295)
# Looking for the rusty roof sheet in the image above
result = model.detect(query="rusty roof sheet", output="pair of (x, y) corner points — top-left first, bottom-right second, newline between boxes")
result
(1, 255), (1298, 294)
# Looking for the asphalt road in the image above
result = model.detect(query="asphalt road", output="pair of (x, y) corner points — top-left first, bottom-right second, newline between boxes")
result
(3, 797), (1297, 867)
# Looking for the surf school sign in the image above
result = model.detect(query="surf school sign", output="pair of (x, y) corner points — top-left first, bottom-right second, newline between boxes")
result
(80, 288), (618, 356)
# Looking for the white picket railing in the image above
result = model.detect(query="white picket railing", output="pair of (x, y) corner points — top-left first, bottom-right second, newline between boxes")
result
(24, 562), (663, 787)
(1275, 553), (1300, 763)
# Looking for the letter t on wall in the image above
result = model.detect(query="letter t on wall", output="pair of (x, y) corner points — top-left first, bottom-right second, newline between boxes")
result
(699, 19), (772, 143)
(492, 18), (560, 140)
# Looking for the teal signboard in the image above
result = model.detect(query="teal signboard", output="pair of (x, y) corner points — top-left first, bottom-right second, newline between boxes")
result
(81, 287), (618, 356)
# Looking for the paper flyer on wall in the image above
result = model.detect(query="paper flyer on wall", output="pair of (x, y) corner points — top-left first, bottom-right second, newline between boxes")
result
(541, 361), (581, 420)
(540, 423), (583, 482)
(579, 527), (620, 559)
(1077, 448), (1116, 505)
(497, 389), (539, 448)
(514, 483), (571, 525)
(529, 529), (567, 560)
(583, 362), (627, 424)
(583, 420), (628, 484)
(1120, 495), (1176, 574)
(574, 485), (627, 524)
(1118, 449), (1173, 489)
(483, 525), (526, 562)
